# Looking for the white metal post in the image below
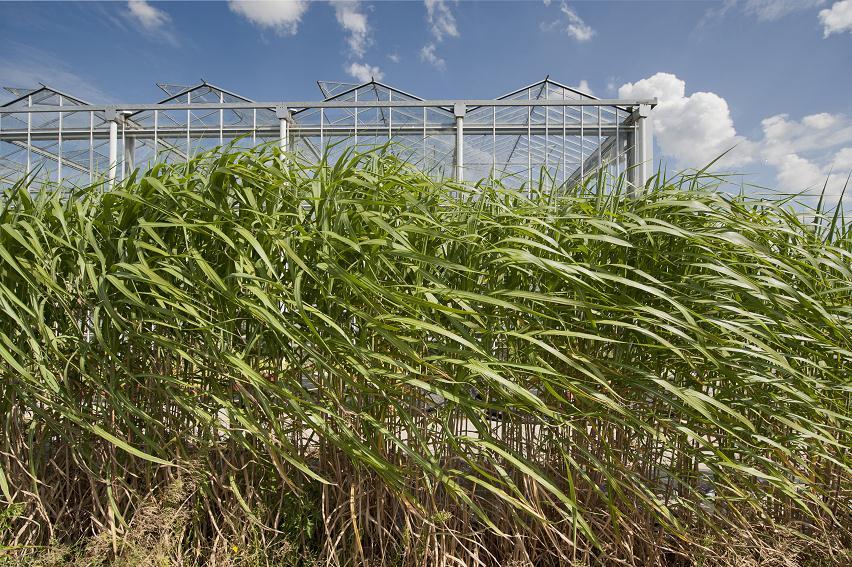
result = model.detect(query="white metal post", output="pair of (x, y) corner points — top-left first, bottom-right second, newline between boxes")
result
(628, 103), (653, 195)
(219, 91), (224, 146)
(106, 108), (119, 188)
(186, 90), (191, 161)
(454, 103), (465, 182)
(124, 133), (135, 178)
(26, 95), (32, 174)
(637, 103), (653, 187)
(276, 106), (290, 153)
(153, 110), (158, 160)
(57, 95), (63, 182)
(89, 111), (94, 182)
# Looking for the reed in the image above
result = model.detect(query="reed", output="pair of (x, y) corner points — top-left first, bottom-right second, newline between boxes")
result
(0, 145), (849, 566)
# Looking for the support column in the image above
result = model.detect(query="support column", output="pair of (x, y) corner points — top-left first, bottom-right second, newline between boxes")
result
(124, 135), (135, 179)
(627, 103), (653, 195)
(57, 95), (63, 182)
(106, 108), (119, 188)
(26, 95), (32, 174)
(454, 103), (465, 182)
(276, 106), (291, 153)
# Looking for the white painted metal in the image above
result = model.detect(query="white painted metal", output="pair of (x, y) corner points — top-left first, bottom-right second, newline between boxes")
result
(108, 115), (118, 188)
(124, 132), (135, 178)
(26, 94), (31, 174)
(454, 103), (465, 182)
(89, 111), (94, 182)
(276, 106), (290, 152)
(627, 103), (653, 195)
(57, 95), (63, 182)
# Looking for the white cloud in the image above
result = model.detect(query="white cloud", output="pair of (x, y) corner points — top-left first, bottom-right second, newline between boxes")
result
(760, 112), (852, 198)
(618, 71), (852, 204)
(739, 0), (826, 21)
(618, 72), (756, 168)
(419, 43), (445, 70)
(126, 1), (178, 45)
(820, 1), (852, 36)
(127, 0), (170, 29)
(560, 2), (595, 41)
(346, 62), (383, 83)
(577, 79), (593, 96)
(421, 1), (456, 71)
(698, 1), (827, 35)
(425, 0), (459, 41)
(387, 53), (401, 63)
(831, 147), (852, 170)
(228, 0), (309, 35)
(540, 19), (560, 32)
(760, 112), (852, 157)
(541, 2), (595, 41)
(332, 1), (371, 58)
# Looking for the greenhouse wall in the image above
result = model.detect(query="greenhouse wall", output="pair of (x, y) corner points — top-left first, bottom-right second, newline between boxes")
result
(0, 78), (654, 191)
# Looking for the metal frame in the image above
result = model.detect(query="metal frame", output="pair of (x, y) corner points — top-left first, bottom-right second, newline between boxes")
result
(1, 78), (656, 191)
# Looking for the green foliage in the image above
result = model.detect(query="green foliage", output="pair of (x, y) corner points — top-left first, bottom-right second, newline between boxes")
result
(0, 145), (849, 565)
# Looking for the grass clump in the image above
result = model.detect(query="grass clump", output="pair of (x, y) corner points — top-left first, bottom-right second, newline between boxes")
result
(0, 145), (849, 566)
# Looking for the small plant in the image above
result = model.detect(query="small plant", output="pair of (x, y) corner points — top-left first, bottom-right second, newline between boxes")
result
(0, 504), (24, 538)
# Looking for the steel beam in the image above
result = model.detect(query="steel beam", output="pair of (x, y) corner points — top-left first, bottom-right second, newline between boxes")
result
(0, 124), (637, 142)
(7, 98), (658, 113)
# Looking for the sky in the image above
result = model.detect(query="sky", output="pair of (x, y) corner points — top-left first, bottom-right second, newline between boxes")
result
(1, 0), (851, 202)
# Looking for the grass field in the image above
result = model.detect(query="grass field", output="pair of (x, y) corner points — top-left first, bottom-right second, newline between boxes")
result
(0, 145), (849, 566)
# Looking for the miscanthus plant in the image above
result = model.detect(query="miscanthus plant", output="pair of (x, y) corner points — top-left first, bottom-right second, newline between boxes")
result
(0, 145), (849, 566)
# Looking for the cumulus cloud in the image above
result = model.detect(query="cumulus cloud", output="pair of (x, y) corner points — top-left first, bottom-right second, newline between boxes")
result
(618, 71), (852, 203)
(419, 43), (445, 70)
(387, 53), (401, 63)
(820, 1), (852, 36)
(425, 0), (459, 41)
(346, 62), (383, 83)
(576, 79), (593, 96)
(618, 72), (756, 168)
(126, 1), (179, 45)
(332, 1), (371, 58)
(228, 0), (309, 35)
(760, 112), (852, 197)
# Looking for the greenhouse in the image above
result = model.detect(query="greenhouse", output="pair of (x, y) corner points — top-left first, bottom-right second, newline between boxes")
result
(0, 77), (654, 189)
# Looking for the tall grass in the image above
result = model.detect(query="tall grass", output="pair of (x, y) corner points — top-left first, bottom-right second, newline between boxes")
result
(0, 145), (849, 566)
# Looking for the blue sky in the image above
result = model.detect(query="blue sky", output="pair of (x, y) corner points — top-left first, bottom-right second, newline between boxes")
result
(2, 1), (851, 200)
